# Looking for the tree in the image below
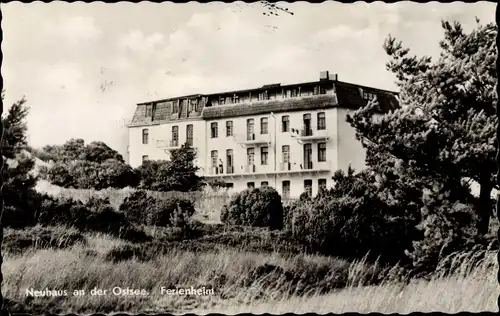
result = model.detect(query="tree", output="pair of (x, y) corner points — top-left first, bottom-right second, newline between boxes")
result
(1, 95), (40, 228)
(347, 20), (497, 236)
(40, 139), (139, 189)
(137, 144), (203, 192)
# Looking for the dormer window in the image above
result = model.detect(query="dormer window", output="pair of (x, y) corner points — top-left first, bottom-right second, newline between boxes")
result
(233, 94), (239, 103)
(258, 91), (269, 101)
(145, 104), (153, 117)
(189, 99), (197, 112)
(172, 101), (179, 113)
(219, 97), (225, 105)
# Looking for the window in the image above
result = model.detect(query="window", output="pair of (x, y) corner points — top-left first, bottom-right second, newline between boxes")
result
(261, 181), (268, 187)
(291, 89), (298, 97)
(318, 142), (327, 162)
(261, 117), (268, 134)
(226, 97), (232, 104)
(304, 179), (312, 195)
(261, 147), (269, 165)
(282, 116), (290, 132)
(317, 112), (326, 130)
(226, 149), (234, 173)
(258, 91), (268, 101)
(172, 101), (179, 113)
(211, 150), (218, 168)
(282, 145), (290, 163)
(142, 129), (149, 144)
(219, 97), (225, 105)
(226, 121), (233, 137)
(282, 181), (290, 198)
(303, 114), (312, 136)
(318, 178), (327, 189)
(247, 148), (255, 165)
(145, 104), (153, 117)
(233, 94), (239, 104)
(172, 126), (179, 146)
(247, 182), (255, 189)
(211, 122), (218, 138)
(186, 124), (193, 146)
(247, 119), (255, 140)
(304, 143), (312, 169)
(142, 155), (149, 163)
(189, 99), (197, 112)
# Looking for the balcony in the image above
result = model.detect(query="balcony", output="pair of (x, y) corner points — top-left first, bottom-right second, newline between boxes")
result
(279, 162), (292, 171)
(208, 166), (224, 175)
(290, 128), (329, 143)
(156, 139), (181, 150)
(234, 133), (271, 147)
(277, 160), (332, 175)
(244, 164), (256, 173)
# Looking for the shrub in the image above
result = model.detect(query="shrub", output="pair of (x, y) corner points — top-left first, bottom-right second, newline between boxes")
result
(36, 194), (148, 242)
(119, 190), (196, 227)
(220, 186), (283, 230)
(284, 169), (420, 263)
(3, 226), (87, 254)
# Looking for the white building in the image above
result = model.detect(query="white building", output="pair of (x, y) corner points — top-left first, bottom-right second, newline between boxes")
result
(127, 71), (399, 198)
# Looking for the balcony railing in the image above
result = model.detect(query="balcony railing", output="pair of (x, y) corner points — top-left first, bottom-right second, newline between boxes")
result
(156, 139), (180, 149)
(244, 164), (256, 173)
(290, 128), (329, 142)
(279, 162), (291, 171)
(234, 133), (271, 147)
(208, 166), (224, 175)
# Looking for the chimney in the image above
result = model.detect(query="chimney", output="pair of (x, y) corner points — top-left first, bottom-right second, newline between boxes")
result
(329, 73), (338, 81)
(319, 71), (329, 81)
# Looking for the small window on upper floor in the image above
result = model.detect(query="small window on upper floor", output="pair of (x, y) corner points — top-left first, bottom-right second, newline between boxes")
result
(211, 122), (218, 138)
(317, 112), (326, 130)
(172, 101), (179, 114)
(145, 104), (153, 117)
(219, 97), (225, 105)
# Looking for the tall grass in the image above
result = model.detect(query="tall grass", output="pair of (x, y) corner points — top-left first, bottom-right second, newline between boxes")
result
(198, 251), (498, 314)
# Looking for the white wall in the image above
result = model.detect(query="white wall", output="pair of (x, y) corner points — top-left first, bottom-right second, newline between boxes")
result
(128, 120), (206, 171)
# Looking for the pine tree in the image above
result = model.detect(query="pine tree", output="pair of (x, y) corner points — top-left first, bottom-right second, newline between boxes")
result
(347, 20), (497, 236)
(1, 93), (39, 228)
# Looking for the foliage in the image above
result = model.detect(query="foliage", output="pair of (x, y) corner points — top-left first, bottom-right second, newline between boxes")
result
(37, 194), (148, 242)
(347, 20), (497, 235)
(3, 226), (86, 255)
(119, 190), (196, 227)
(1, 96), (40, 228)
(41, 139), (140, 189)
(136, 144), (204, 192)
(344, 20), (497, 273)
(284, 167), (421, 263)
(221, 186), (283, 230)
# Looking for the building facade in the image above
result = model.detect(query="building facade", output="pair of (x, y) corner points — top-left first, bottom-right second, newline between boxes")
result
(127, 71), (399, 198)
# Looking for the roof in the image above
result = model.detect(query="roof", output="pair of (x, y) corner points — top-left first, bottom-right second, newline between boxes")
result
(129, 79), (399, 123)
(202, 95), (336, 119)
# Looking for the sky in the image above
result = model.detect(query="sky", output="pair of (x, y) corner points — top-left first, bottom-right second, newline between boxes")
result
(1, 1), (495, 158)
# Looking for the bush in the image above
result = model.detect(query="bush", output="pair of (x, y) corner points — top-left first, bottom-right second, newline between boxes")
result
(220, 186), (283, 230)
(36, 194), (148, 242)
(284, 169), (420, 263)
(3, 226), (87, 254)
(119, 190), (196, 227)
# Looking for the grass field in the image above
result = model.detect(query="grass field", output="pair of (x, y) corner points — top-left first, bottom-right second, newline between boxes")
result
(2, 226), (498, 314)
(1, 182), (493, 314)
